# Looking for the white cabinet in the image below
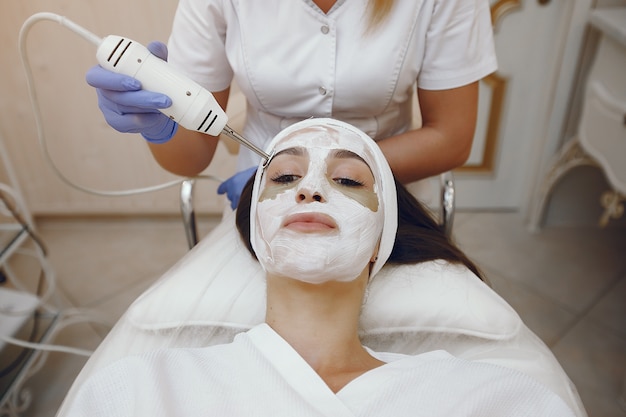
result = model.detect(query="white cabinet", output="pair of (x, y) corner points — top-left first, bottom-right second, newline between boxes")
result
(581, 9), (626, 196)
(530, 7), (626, 228)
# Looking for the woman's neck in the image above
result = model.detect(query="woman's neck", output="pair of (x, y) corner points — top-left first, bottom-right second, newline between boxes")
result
(265, 273), (384, 392)
(313, 0), (336, 14)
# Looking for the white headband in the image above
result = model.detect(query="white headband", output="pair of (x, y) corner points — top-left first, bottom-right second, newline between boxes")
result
(249, 118), (398, 279)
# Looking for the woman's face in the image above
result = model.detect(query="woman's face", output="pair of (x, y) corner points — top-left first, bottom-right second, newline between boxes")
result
(252, 126), (384, 284)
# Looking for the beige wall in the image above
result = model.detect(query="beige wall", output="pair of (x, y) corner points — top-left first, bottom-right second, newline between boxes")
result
(0, 0), (238, 216)
(3, 0), (626, 225)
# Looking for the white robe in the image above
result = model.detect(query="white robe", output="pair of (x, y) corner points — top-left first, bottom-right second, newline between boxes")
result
(63, 324), (575, 416)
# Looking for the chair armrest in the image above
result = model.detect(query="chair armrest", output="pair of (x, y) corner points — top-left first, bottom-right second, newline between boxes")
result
(440, 171), (455, 237)
(180, 179), (198, 249)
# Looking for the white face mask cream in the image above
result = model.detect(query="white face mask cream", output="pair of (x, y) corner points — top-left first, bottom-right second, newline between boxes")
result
(252, 126), (384, 284)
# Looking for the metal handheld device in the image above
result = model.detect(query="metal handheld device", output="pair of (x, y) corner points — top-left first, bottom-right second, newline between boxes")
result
(20, 12), (270, 162)
(97, 35), (269, 161)
(98, 36), (227, 136)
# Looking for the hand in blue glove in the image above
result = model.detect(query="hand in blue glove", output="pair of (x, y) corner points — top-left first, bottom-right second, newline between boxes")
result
(217, 166), (257, 210)
(85, 41), (177, 144)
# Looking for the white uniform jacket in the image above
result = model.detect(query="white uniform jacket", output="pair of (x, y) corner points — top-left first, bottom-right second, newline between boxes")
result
(167, 0), (498, 170)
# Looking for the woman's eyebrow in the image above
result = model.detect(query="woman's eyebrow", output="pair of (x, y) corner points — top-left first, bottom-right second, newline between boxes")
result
(329, 149), (367, 164)
(273, 147), (308, 158)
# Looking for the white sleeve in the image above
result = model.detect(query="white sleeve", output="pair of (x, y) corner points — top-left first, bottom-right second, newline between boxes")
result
(167, 0), (233, 91)
(418, 0), (498, 90)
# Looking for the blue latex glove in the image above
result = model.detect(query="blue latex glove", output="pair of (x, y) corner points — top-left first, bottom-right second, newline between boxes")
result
(217, 167), (257, 210)
(85, 41), (178, 144)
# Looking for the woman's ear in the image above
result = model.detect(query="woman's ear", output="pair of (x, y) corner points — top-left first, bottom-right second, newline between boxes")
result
(367, 252), (378, 282)
(370, 241), (380, 263)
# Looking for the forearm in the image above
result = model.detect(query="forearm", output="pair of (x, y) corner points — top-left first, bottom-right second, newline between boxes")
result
(377, 127), (472, 184)
(147, 88), (230, 177)
(378, 83), (478, 184)
(147, 128), (219, 177)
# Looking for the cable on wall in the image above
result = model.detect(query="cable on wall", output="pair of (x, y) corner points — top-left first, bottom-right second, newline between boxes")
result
(18, 12), (221, 198)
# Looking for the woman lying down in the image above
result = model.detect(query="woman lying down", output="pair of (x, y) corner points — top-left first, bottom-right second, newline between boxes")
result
(63, 119), (575, 416)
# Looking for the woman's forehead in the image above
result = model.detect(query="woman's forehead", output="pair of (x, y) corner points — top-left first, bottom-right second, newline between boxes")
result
(272, 147), (368, 165)
(271, 125), (374, 165)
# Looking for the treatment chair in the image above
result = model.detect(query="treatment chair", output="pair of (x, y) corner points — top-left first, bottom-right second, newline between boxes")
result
(51, 92), (581, 414)
(55, 202), (587, 416)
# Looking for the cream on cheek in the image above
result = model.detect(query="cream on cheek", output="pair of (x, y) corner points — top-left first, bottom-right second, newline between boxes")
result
(254, 148), (384, 284)
(327, 161), (378, 212)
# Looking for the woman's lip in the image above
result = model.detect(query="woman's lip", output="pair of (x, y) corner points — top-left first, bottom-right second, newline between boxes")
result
(283, 213), (337, 232)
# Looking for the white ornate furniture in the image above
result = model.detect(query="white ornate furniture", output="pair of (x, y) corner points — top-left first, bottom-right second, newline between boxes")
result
(531, 7), (626, 228)
(0, 133), (60, 416)
(1, 131), (104, 417)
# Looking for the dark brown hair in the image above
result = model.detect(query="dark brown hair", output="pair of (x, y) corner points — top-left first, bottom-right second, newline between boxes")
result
(236, 174), (482, 280)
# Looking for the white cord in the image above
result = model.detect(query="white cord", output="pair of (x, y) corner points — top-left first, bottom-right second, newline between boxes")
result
(0, 307), (115, 358)
(20, 12), (102, 47)
(1, 334), (93, 357)
(0, 184), (24, 218)
(18, 12), (222, 198)
(0, 184), (57, 314)
(6, 12), (224, 359)
(0, 248), (56, 315)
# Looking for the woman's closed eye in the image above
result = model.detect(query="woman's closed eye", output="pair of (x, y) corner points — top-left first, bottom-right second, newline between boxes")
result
(270, 173), (301, 184)
(333, 177), (365, 187)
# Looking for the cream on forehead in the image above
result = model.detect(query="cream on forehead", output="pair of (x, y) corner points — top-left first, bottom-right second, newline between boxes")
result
(272, 126), (375, 165)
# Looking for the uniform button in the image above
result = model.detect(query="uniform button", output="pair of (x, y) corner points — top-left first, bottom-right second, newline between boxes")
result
(318, 86), (327, 95)
(320, 25), (330, 34)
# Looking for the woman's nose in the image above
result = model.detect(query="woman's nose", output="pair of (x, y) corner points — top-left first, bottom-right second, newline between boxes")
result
(296, 188), (325, 203)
